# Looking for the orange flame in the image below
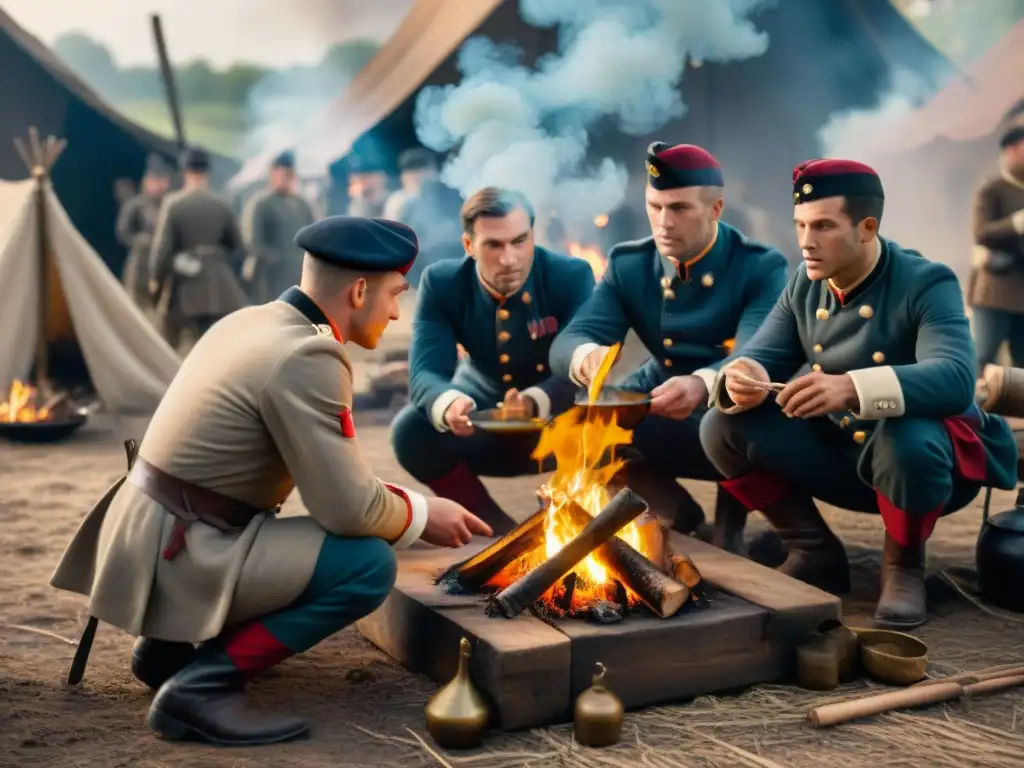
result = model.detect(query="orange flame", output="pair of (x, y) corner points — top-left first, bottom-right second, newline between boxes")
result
(0, 380), (52, 423)
(568, 241), (607, 281)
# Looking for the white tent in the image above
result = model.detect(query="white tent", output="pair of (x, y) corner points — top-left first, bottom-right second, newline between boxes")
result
(0, 169), (181, 413)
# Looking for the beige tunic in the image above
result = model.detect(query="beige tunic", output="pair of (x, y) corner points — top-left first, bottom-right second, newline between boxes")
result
(50, 298), (428, 642)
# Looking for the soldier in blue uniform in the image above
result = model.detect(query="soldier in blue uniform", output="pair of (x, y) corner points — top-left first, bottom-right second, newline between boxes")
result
(390, 187), (596, 534)
(549, 143), (789, 549)
(700, 158), (1019, 629)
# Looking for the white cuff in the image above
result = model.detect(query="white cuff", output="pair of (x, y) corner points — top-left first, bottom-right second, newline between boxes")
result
(387, 485), (429, 550)
(1013, 210), (1024, 235)
(692, 368), (718, 397)
(711, 357), (770, 415)
(429, 389), (475, 432)
(847, 366), (905, 419)
(520, 386), (552, 420)
(569, 343), (602, 387)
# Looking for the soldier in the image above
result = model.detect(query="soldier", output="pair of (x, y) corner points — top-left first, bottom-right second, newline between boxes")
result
(149, 146), (249, 348)
(117, 153), (172, 308)
(549, 143), (789, 550)
(390, 187), (596, 534)
(241, 151), (317, 303)
(700, 159), (1019, 628)
(50, 216), (491, 745)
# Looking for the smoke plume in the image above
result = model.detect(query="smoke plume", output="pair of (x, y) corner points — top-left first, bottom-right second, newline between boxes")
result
(414, 0), (772, 226)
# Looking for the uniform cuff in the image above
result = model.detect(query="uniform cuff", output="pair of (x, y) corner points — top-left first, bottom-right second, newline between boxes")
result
(520, 386), (552, 420)
(710, 357), (769, 415)
(430, 389), (475, 432)
(569, 343), (602, 387)
(385, 485), (429, 549)
(847, 366), (905, 419)
(1013, 210), (1024, 235)
(692, 368), (717, 397)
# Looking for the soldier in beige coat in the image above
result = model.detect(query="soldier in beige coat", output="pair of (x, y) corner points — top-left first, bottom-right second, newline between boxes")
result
(51, 216), (492, 746)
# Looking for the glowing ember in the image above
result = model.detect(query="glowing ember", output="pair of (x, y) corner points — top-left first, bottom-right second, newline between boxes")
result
(568, 241), (607, 281)
(593, 214), (609, 229)
(0, 380), (52, 423)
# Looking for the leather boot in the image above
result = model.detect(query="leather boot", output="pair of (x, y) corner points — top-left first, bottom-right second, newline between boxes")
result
(874, 533), (927, 629)
(710, 491), (748, 555)
(619, 463), (706, 534)
(147, 650), (309, 745)
(758, 495), (850, 595)
(132, 637), (197, 691)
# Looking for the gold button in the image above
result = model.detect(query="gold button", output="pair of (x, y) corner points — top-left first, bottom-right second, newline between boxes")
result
(701, 273), (714, 287)
(498, 309), (510, 321)
(813, 344), (823, 353)
(853, 430), (866, 444)
(811, 363), (822, 372)
(498, 331), (511, 342)
(660, 276), (672, 289)
(521, 291), (531, 304)
(872, 351), (885, 364)
(663, 338), (672, 347)
(859, 305), (873, 319)
(816, 308), (830, 320)
(802, 183), (813, 195)
(502, 374), (513, 383)
(499, 354), (510, 364)
(663, 289), (676, 300)
(840, 417), (851, 428)
(664, 359), (673, 367)
(536, 363), (545, 372)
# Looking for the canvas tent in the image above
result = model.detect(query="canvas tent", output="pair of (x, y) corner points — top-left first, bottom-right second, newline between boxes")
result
(0, 7), (238, 275)
(0, 143), (181, 414)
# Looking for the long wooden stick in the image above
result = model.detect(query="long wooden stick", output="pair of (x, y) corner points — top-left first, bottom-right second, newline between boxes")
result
(487, 488), (647, 618)
(437, 508), (548, 594)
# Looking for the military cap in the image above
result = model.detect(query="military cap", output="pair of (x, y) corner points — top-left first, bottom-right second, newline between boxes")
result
(180, 146), (211, 173)
(792, 158), (883, 204)
(999, 124), (1024, 149)
(294, 216), (418, 275)
(398, 147), (437, 172)
(646, 142), (724, 190)
(271, 150), (296, 169)
(145, 153), (172, 178)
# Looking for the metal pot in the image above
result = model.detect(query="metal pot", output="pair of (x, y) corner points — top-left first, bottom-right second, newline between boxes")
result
(976, 487), (1024, 613)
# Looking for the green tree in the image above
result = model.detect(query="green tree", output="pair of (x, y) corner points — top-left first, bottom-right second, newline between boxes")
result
(52, 32), (122, 98)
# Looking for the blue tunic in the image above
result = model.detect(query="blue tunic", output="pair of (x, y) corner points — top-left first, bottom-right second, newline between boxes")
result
(703, 237), (1019, 518)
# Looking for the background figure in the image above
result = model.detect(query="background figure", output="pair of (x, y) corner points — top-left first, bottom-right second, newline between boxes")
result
(968, 123), (1024, 372)
(117, 154), (172, 309)
(346, 156), (391, 218)
(149, 146), (248, 349)
(241, 151), (317, 303)
(383, 147), (437, 220)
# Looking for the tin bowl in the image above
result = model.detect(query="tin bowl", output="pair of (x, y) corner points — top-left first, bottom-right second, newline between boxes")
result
(857, 629), (928, 686)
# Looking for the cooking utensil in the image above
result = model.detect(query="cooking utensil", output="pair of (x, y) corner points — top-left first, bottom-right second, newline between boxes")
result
(471, 407), (550, 435)
(573, 387), (651, 429)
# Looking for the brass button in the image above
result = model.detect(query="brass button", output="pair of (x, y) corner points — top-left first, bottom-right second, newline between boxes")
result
(521, 291), (531, 304)
(859, 305), (873, 319)
(316, 323), (333, 336)
(853, 430), (866, 444)
(813, 344), (823, 353)
(872, 351), (885, 364)
(663, 338), (673, 347)
(840, 417), (851, 428)
(701, 273), (714, 287)
(502, 374), (513, 383)
(499, 354), (510, 364)
(812, 363), (822, 372)
(663, 289), (676, 300)
(802, 183), (813, 194)
(498, 331), (511, 343)
(498, 309), (510, 321)
(660, 276), (672, 289)
(664, 359), (673, 367)
(816, 308), (830, 321)
(536, 363), (545, 372)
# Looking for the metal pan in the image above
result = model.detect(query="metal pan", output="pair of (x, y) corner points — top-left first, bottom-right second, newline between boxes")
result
(574, 387), (651, 429)
(471, 407), (551, 435)
(0, 407), (89, 444)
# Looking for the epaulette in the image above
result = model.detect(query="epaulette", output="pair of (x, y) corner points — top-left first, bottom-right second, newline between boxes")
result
(607, 236), (655, 258)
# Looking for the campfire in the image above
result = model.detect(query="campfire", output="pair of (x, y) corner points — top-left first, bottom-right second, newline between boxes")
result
(439, 346), (703, 624)
(0, 380), (54, 423)
(0, 379), (89, 444)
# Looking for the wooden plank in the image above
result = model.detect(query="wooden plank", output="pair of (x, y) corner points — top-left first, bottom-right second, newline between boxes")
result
(553, 588), (774, 711)
(357, 539), (572, 731)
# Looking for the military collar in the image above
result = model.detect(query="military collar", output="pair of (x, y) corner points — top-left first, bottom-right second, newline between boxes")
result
(658, 224), (720, 284)
(826, 239), (887, 308)
(475, 259), (536, 307)
(278, 286), (343, 341)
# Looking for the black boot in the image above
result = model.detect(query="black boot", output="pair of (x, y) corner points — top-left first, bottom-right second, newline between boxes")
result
(874, 534), (927, 629)
(619, 463), (706, 534)
(710, 491), (749, 555)
(147, 650), (309, 746)
(132, 637), (197, 691)
(758, 495), (850, 595)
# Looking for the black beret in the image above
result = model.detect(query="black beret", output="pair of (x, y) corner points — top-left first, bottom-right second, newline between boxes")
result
(180, 146), (210, 172)
(294, 216), (418, 275)
(272, 150), (296, 169)
(646, 142), (724, 189)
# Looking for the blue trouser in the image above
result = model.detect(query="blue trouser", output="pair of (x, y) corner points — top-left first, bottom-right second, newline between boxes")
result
(209, 534), (397, 672)
(626, 405), (724, 482)
(972, 307), (1024, 373)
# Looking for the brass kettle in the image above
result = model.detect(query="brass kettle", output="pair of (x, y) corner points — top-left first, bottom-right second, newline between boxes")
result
(424, 637), (490, 749)
(574, 662), (624, 747)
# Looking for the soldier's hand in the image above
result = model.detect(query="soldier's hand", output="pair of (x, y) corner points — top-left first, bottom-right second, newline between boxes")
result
(649, 375), (707, 420)
(723, 361), (771, 409)
(421, 497), (493, 548)
(443, 396), (476, 437)
(501, 388), (537, 419)
(577, 345), (611, 387)
(777, 371), (859, 419)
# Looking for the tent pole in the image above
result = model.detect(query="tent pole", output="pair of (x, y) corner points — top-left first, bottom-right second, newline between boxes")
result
(150, 15), (187, 149)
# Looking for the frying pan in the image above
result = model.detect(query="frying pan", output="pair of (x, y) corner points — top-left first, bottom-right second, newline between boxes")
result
(471, 407), (551, 435)
(574, 387), (651, 429)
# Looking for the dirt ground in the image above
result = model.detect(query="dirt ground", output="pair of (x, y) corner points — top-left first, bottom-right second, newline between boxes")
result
(2, 410), (1024, 768)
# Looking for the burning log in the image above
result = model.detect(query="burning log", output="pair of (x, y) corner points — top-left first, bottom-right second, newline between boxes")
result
(437, 507), (548, 594)
(563, 503), (689, 618)
(487, 488), (648, 619)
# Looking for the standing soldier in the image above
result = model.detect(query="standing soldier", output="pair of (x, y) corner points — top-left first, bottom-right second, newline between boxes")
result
(50, 216), (491, 745)
(117, 154), (172, 309)
(241, 151), (317, 303)
(149, 146), (249, 348)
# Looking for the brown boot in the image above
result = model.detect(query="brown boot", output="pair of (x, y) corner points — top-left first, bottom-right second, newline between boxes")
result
(758, 495), (851, 595)
(874, 534), (927, 629)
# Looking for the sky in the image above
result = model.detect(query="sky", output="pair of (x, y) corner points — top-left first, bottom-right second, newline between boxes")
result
(2, 0), (416, 68)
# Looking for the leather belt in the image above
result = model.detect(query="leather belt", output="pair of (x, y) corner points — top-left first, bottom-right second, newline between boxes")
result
(127, 456), (272, 560)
